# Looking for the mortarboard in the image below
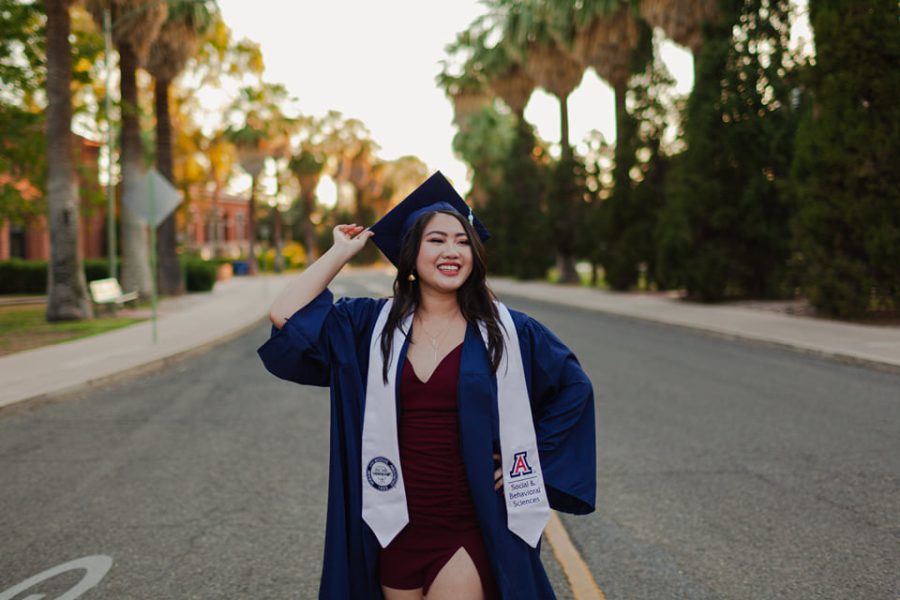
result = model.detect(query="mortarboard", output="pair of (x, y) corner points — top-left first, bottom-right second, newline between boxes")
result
(369, 171), (490, 266)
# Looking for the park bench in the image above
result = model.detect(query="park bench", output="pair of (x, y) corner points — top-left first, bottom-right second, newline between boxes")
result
(89, 277), (138, 312)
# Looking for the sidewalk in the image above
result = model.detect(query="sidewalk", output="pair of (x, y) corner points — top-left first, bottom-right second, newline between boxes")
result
(488, 279), (900, 371)
(2, 271), (898, 411)
(0, 275), (291, 410)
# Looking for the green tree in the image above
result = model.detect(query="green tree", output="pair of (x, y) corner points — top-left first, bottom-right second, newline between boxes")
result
(481, 119), (554, 279)
(0, 0), (46, 225)
(657, 0), (798, 301)
(791, 0), (900, 317)
(598, 27), (675, 290)
(288, 147), (326, 264)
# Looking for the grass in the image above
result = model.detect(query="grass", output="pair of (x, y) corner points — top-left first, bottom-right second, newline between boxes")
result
(0, 303), (146, 357)
(546, 263), (607, 289)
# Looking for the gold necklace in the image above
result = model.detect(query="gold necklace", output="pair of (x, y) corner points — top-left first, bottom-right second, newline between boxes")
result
(416, 312), (457, 366)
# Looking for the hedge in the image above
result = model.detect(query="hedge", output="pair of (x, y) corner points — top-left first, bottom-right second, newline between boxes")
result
(0, 258), (217, 294)
(184, 258), (217, 292)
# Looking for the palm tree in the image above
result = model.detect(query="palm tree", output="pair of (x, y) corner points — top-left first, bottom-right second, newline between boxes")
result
(227, 83), (296, 273)
(319, 115), (381, 224)
(380, 156), (430, 208)
(445, 24), (536, 122)
(639, 0), (720, 63)
(147, 1), (218, 295)
(230, 123), (267, 274)
(448, 79), (493, 133)
(493, 0), (585, 160)
(487, 60), (535, 121)
(488, 0), (586, 282)
(204, 132), (237, 257)
(345, 142), (379, 223)
(45, 0), (93, 321)
(288, 148), (326, 264)
(561, 0), (641, 143)
(86, 0), (167, 300)
(438, 29), (493, 132)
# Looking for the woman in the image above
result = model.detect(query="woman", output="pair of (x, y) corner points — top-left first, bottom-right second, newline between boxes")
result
(258, 172), (595, 600)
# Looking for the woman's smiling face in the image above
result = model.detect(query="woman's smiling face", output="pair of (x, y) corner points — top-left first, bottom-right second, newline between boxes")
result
(415, 212), (473, 294)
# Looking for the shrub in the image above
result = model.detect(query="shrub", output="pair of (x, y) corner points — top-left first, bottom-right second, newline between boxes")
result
(0, 259), (46, 293)
(83, 259), (111, 282)
(184, 258), (217, 292)
(0, 258), (141, 294)
(790, 0), (900, 317)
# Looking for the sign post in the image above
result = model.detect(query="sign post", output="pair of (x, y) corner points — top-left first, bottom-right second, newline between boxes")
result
(126, 169), (182, 343)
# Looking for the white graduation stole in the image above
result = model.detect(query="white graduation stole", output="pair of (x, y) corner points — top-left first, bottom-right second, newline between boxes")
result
(360, 302), (411, 548)
(361, 300), (550, 548)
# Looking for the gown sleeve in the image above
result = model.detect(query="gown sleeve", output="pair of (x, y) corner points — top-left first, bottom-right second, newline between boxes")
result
(519, 315), (596, 516)
(257, 288), (383, 387)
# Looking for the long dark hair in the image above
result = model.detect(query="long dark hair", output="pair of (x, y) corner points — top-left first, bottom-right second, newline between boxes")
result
(380, 210), (504, 383)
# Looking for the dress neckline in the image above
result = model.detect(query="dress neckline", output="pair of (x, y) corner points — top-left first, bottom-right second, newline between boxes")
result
(405, 341), (464, 385)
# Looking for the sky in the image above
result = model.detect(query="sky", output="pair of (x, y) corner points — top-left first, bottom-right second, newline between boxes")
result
(214, 1), (809, 204)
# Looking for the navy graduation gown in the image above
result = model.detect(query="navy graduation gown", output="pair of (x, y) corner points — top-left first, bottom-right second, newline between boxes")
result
(257, 289), (596, 599)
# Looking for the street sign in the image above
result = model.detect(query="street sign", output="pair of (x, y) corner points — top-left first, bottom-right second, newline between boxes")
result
(125, 169), (182, 227)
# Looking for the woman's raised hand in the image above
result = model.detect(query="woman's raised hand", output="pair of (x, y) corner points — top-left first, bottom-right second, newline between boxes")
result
(333, 224), (374, 259)
(269, 223), (373, 328)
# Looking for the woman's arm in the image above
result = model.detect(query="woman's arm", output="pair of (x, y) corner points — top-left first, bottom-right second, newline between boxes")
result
(269, 224), (373, 329)
(520, 314), (596, 514)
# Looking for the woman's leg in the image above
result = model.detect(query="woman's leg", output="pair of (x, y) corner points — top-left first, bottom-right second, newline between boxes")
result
(382, 586), (424, 600)
(425, 547), (485, 600)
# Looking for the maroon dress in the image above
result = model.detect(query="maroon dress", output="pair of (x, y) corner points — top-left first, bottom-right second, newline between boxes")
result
(379, 343), (498, 598)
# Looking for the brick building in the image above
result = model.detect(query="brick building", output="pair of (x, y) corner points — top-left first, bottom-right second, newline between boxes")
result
(0, 137), (106, 261)
(1, 134), (251, 262)
(179, 189), (251, 260)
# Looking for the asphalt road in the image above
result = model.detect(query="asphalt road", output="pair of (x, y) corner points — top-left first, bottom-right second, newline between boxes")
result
(1, 274), (897, 599)
(501, 296), (899, 600)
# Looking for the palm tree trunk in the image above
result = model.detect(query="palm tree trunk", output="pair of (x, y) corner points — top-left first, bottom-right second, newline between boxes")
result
(272, 206), (284, 272)
(247, 175), (258, 274)
(154, 77), (184, 295)
(301, 189), (318, 264)
(559, 93), (571, 160)
(45, 0), (92, 321)
(557, 254), (579, 283)
(119, 42), (153, 299)
(353, 184), (366, 225)
(613, 80), (632, 203)
(614, 81), (628, 146)
(556, 92), (578, 283)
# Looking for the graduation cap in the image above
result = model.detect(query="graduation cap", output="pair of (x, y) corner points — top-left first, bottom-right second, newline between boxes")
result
(370, 171), (490, 266)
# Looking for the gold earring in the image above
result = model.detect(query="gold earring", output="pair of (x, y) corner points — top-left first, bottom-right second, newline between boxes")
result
(408, 273), (416, 282)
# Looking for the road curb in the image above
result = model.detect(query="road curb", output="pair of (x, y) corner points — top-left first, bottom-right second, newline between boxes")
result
(494, 289), (900, 375)
(0, 316), (268, 417)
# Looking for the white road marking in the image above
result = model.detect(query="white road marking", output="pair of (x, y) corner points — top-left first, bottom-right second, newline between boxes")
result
(0, 555), (112, 600)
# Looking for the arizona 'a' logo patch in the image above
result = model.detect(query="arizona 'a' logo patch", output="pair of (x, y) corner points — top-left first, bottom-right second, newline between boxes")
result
(509, 451), (534, 478)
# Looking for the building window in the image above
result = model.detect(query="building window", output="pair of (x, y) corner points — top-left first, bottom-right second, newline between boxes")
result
(217, 210), (226, 243)
(189, 207), (199, 243)
(9, 222), (25, 258)
(235, 213), (245, 241)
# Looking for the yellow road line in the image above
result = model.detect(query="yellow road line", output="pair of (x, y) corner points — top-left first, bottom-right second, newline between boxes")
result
(544, 511), (606, 600)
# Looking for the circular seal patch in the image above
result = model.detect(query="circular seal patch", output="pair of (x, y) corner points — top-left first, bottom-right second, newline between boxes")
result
(366, 457), (398, 491)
